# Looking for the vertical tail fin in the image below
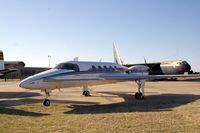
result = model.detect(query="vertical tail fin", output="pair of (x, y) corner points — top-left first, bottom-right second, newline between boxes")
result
(113, 42), (123, 65)
(0, 51), (5, 70)
(144, 57), (147, 65)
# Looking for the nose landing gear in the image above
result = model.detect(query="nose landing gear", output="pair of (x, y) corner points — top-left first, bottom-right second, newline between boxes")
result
(42, 89), (51, 106)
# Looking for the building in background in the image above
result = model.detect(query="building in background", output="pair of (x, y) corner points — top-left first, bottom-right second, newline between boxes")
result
(1, 61), (50, 79)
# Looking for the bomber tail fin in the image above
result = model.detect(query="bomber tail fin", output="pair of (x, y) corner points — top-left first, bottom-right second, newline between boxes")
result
(0, 51), (5, 70)
(113, 42), (123, 65)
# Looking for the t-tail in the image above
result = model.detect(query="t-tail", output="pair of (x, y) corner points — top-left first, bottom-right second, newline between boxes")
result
(0, 50), (5, 70)
(113, 42), (123, 65)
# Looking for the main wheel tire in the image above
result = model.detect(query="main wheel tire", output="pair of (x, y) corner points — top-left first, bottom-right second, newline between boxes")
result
(135, 92), (144, 100)
(141, 96), (144, 99)
(85, 91), (91, 96)
(135, 92), (140, 99)
(82, 91), (86, 96)
(138, 92), (144, 100)
(43, 99), (50, 106)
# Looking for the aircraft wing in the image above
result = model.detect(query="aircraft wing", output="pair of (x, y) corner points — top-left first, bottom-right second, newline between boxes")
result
(44, 73), (200, 82)
(124, 63), (160, 68)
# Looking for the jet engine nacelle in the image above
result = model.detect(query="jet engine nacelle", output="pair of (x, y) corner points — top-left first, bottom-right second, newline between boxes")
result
(127, 65), (150, 74)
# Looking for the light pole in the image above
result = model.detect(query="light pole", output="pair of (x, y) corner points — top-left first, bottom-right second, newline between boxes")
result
(48, 55), (51, 67)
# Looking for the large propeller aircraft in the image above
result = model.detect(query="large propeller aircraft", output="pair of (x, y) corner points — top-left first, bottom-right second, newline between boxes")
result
(0, 51), (16, 79)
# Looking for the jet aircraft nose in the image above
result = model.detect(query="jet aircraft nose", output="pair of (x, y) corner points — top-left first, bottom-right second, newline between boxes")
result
(19, 75), (37, 89)
(19, 78), (29, 89)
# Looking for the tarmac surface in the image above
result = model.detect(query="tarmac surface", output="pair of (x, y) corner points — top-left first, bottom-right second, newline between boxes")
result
(0, 80), (200, 108)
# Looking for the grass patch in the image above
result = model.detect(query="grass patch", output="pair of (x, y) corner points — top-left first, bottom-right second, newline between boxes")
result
(0, 100), (200, 133)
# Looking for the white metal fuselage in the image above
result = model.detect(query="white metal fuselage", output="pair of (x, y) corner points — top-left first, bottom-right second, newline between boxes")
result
(19, 61), (133, 91)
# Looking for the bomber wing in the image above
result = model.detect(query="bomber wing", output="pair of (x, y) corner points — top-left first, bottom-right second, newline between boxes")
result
(0, 69), (16, 75)
(100, 73), (200, 80)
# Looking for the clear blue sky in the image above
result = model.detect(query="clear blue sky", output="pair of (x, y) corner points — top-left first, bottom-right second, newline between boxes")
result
(0, 0), (200, 71)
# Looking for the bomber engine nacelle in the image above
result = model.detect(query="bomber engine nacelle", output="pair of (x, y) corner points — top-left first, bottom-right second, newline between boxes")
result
(127, 65), (150, 74)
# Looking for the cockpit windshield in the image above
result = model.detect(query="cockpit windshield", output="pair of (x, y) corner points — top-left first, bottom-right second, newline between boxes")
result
(178, 61), (188, 65)
(54, 63), (80, 72)
(182, 61), (187, 64)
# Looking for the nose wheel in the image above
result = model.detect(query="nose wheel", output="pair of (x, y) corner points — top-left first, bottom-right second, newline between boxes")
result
(43, 99), (50, 106)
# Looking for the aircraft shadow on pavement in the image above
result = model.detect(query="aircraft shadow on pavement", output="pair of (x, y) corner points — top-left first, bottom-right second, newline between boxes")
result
(64, 92), (200, 114)
(0, 92), (41, 99)
(0, 98), (98, 117)
(0, 90), (199, 116)
(0, 92), (42, 107)
(0, 107), (49, 117)
(178, 78), (200, 82)
(0, 91), (98, 107)
(0, 92), (98, 117)
(0, 91), (48, 117)
(0, 98), (98, 108)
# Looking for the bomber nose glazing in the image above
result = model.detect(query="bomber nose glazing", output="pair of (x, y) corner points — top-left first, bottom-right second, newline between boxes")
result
(185, 63), (191, 72)
(179, 61), (191, 73)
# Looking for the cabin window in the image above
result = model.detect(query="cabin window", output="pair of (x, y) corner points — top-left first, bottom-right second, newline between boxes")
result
(91, 65), (97, 71)
(98, 66), (103, 71)
(109, 66), (114, 71)
(92, 65), (96, 69)
(104, 66), (108, 71)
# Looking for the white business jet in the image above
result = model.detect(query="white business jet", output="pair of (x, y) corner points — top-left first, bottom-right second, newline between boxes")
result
(19, 44), (200, 106)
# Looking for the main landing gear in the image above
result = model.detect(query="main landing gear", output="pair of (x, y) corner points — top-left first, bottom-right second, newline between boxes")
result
(135, 80), (145, 100)
(43, 89), (51, 106)
(82, 85), (91, 96)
